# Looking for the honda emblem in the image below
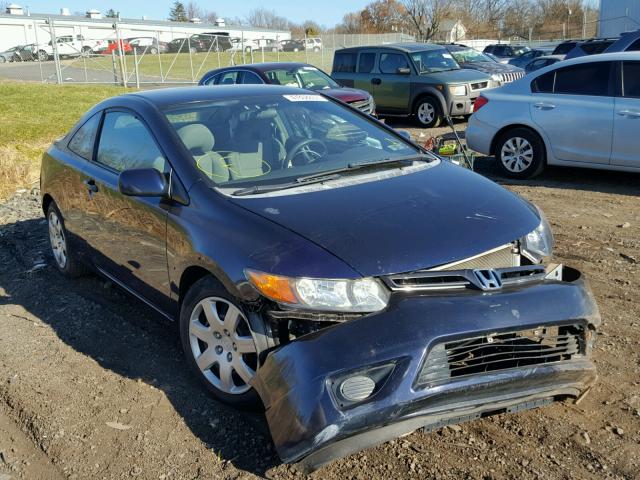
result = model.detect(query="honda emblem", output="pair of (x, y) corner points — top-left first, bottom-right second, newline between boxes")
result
(473, 269), (503, 290)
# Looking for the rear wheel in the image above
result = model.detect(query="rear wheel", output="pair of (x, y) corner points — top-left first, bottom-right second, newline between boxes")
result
(38, 50), (48, 61)
(414, 97), (441, 128)
(495, 127), (546, 179)
(47, 202), (88, 277)
(149, 47), (158, 55)
(180, 277), (270, 409)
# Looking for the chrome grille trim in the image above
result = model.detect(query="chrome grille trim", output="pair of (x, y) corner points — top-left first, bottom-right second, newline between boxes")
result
(500, 71), (525, 83)
(416, 324), (585, 388)
(349, 98), (374, 114)
(434, 244), (518, 271)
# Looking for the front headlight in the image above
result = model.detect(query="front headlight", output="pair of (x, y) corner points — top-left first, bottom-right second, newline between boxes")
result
(246, 270), (389, 313)
(521, 207), (554, 262)
(490, 73), (502, 82)
(448, 85), (467, 96)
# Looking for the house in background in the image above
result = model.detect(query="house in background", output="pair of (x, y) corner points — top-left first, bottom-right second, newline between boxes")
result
(435, 20), (466, 43)
(600, 0), (640, 37)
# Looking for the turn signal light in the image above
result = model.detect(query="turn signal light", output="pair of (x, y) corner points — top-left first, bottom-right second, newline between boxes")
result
(245, 270), (298, 304)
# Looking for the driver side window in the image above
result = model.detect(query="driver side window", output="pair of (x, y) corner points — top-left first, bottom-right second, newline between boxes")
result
(379, 53), (409, 74)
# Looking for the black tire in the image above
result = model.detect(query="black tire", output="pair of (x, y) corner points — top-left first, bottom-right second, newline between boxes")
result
(46, 202), (88, 278)
(38, 50), (48, 62)
(150, 47), (158, 55)
(414, 97), (441, 128)
(313, 47), (320, 52)
(494, 127), (546, 179)
(189, 46), (197, 54)
(180, 276), (270, 410)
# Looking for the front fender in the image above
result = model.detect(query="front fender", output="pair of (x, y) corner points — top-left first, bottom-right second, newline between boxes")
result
(411, 86), (449, 115)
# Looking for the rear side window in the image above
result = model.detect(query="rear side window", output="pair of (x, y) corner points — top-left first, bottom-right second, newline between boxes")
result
(333, 52), (356, 73)
(96, 111), (166, 173)
(531, 70), (555, 93)
(358, 53), (376, 73)
(216, 71), (239, 85)
(68, 112), (101, 160)
(241, 71), (263, 84)
(554, 62), (611, 96)
(622, 61), (640, 98)
(627, 39), (640, 51)
(379, 53), (409, 74)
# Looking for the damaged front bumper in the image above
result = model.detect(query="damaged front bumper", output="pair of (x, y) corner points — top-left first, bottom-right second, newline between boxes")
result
(251, 267), (600, 471)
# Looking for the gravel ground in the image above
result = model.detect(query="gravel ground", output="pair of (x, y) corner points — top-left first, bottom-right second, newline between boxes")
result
(0, 141), (639, 479)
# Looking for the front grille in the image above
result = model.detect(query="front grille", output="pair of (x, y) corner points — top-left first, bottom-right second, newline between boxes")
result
(416, 325), (584, 388)
(348, 98), (374, 114)
(470, 81), (489, 90)
(500, 71), (525, 83)
(436, 244), (517, 271)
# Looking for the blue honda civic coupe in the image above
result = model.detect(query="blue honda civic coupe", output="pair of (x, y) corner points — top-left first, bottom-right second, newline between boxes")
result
(40, 85), (599, 471)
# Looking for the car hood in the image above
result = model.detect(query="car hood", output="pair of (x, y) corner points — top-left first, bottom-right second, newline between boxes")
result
(462, 61), (523, 75)
(322, 87), (369, 103)
(230, 161), (541, 276)
(422, 68), (491, 84)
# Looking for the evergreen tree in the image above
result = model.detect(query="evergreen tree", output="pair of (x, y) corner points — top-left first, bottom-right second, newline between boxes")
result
(105, 8), (118, 18)
(169, 1), (189, 22)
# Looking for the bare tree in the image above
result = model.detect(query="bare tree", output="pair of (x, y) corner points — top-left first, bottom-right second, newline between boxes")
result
(186, 1), (204, 20)
(401, 0), (452, 40)
(245, 8), (291, 30)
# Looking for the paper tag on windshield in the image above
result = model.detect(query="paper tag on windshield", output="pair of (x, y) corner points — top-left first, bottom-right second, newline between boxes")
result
(283, 94), (327, 102)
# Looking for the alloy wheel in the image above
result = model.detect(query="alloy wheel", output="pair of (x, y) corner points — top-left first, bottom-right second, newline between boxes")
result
(188, 297), (258, 395)
(48, 210), (67, 269)
(417, 102), (435, 124)
(500, 137), (534, 173)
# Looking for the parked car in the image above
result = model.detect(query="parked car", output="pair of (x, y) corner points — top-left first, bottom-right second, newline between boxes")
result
(483, 44), (531, 63)
(200, 62), (375, 115)
(190, 32), (233, 52)
(0, 45), (23, 63)
(228, 37), (256, 53)
(280, 39), (305, 52)
(564, 38), (617, 59)
(36, 35), (105, 60)
(14, 44), (38, 61)
(551, 40), (579, 55)
(98, 39), (132, 56)
(524, 55), (564, 73)
(332, 44), (496, 127)
(604, 29), (640, 53)
(252, 38), (282, 52)
(305, 37), (322, 52)
(40, 83), (599, 471)
(467, 52), (639, 178)
(442, 44), (525, 84)
(126, 37), (169, 55)
(508, 47), (554, 68)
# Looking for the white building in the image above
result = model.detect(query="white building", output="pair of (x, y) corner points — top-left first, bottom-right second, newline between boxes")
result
(599, 0), (640, 37)
(0, 5), (291, 51)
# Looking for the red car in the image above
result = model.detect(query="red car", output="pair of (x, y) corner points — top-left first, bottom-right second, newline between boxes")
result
(100, 39), (132, 55)
(199, 62), (376, 116)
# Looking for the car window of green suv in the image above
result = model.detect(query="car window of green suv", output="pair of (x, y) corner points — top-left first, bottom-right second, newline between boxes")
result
(380, 53), (409, 74)
(358, 53), (376, 73)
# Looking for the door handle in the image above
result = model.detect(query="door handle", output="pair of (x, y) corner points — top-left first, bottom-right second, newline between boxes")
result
(371, 78), (381, 85)
(533, 102), (555, 110)
(83, 178), (99, 194)
(617, 109), (640, 118)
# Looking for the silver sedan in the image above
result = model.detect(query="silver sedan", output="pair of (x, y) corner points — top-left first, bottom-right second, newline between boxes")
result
(467, 52), (640, 178)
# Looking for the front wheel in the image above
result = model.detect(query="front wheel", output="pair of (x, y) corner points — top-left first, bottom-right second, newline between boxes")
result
(38, 50), (48, 62)
(414, 97), (441, 128)
(494, 127), (546, 179)
(149, 47), (158, 55)
(180, 277), (268, 409)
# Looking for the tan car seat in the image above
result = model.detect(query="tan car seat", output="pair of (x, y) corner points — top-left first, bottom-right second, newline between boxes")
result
(177, 124), (229, 182)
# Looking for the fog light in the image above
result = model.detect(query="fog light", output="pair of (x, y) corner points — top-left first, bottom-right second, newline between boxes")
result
(339, 375), (376, 401)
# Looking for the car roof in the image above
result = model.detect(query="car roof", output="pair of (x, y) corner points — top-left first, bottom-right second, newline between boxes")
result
(200, 62), (316, 79)
(338, 43), (444, 53)
(551, 51), (640, 64)
(126, 85), (314, 108)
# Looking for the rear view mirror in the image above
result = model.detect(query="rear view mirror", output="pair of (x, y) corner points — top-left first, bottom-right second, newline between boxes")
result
(397, 67), (411, 75)
(118, 168), (168, 197)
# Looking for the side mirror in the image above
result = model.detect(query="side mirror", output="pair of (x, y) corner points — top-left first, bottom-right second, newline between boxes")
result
(397, 67), (411, 75)
(118, 168), (168, 197)
(396, 129), (412, 141)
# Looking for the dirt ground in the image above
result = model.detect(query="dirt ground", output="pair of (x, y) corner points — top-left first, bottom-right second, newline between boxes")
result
(1, 128), (639, 479)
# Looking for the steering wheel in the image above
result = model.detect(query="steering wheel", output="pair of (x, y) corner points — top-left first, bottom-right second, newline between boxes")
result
(285, 139), (328, 166)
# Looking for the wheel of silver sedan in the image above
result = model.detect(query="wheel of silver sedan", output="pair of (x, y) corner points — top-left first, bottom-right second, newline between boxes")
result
(188, 297), (258, 395)
(48, 209), (67, 269)
(500, 137), (534, 173)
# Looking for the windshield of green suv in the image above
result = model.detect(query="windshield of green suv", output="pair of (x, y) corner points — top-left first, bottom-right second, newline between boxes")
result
(163, 93), (424, 191)
(263, 66), (339, 90)
(449, 47), (494, 64)
(411, 49), (460, 73)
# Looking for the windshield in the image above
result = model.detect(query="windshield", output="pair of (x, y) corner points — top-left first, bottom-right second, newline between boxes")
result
(449, 48), (494, 64)
(263, 66), (339, 90)
(411, 49), (459, 73)
(513, 46), (531, 55)
(163, 93), (421, 190)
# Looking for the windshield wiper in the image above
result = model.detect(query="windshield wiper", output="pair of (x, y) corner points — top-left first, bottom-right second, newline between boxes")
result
(233, 154), (432, 196)
(232, 173), (342, 196)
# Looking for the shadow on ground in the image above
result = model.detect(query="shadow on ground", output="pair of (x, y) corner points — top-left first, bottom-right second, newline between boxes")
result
(0, 214), (280, 477)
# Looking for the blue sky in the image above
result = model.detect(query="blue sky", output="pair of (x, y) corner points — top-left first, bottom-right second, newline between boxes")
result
(23, 0), (370, 26)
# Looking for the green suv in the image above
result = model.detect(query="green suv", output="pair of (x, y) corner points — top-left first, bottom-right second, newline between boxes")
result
(332, 44), (496, 127)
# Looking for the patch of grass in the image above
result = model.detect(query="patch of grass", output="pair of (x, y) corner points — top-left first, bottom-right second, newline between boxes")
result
(0, 81), (125, 200)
